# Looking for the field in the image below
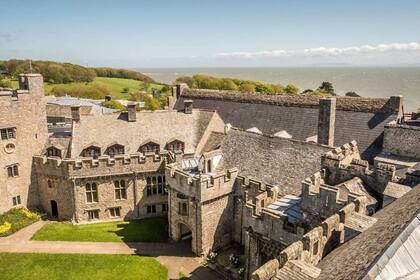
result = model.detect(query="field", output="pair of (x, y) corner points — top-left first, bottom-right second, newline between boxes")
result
(31, 218), (168, 243)
(8, 77), (164, 99)
(0, 253), (167, 280)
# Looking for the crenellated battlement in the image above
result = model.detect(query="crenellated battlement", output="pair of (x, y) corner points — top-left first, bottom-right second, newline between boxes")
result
(165, 163), (238, 202)
(321, 141), (397, 193)
(301, 170), (374, 219)
(252, 196), (375, 280)
(34, 152), (168, 178)
(236, 176), (281, 218)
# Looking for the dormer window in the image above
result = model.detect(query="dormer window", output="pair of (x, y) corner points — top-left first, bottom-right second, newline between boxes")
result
(166, 140), (184, 153)
(46, 146), (62, 158)
(105, 144), (124, 158)
(81, 146), (101, 159)
(139, 141), (160, 154)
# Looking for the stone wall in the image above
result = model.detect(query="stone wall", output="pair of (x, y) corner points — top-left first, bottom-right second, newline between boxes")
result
(33, 154), (169, 222)
(251, 197), (369, 280)
(0, 74), (48, 213)
(383, 121), (420, 158)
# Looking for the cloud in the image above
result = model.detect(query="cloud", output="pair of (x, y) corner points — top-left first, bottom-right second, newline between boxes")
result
(0, 32), (13, 42)
(216, 42), (420, 58)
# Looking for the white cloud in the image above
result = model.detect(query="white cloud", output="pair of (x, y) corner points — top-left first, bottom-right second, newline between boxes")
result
(216, 42), (420, 58)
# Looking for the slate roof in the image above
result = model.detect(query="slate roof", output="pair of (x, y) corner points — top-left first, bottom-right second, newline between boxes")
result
(174, 91), (399, 161)
(316, 184), (420, 280)
(69, 109), (220, 157)
(48, 96), (118, 114)
(216, 128), (331, 196)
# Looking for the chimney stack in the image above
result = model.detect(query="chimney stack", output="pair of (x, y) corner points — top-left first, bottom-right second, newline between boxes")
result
(175, 83), (188, 98)
(318, 98), (336, 146)
(184, 100), (193, 114)
(71, 105), (81, 122)
(127, 103), (136, 122)
(18, 74), (44, 96)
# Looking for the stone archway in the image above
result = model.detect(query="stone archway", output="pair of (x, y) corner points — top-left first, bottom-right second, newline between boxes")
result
(171, 221), (196, 254)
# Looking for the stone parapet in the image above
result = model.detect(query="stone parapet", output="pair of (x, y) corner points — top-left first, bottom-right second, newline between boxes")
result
(33, 152), (167, 179)
(166, 164), (238, 202)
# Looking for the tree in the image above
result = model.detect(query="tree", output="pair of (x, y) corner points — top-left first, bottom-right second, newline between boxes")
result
(318, 82), (334, 95)
(144, 95), (160, 111)
(301, 89), (314, 95)
(345, 91), (360, 97)
(284, 84), (299, 95)
(239, 83), (256, 93)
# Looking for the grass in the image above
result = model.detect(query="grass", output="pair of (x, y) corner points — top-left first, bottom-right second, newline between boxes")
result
(6, 77), (163, 99)
(31, 217), (168, 243)
(0, 208), (41, 237)
(0, 253), (167, 280)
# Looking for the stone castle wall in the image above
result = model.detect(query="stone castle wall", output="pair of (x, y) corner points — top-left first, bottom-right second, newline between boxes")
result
(33, 154), (169, 222)
(0, 74), (48, 213)
(383, 121), (420, 158)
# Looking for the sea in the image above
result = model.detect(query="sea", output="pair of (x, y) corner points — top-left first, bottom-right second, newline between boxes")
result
(138, 67), (420, 113)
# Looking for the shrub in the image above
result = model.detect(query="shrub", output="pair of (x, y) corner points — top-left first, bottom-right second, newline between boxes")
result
(207, 251), (218, 263)
(345, 91), (360, 97)
(0, 207), (41, 236)
(229, 254), (241, 268)
(284, 84), (299, 95)
(51, 84), (111, 100)
(101, 100), (126, 111)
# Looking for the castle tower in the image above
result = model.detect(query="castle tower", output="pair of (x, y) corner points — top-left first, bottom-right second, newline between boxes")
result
(318, 98), (336, 147)
(0, 74), (48, 213)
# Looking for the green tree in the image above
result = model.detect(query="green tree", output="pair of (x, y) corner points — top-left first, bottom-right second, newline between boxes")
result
(239, 83), (256, 93)
(144, 95), (160, 111)
(318, 82), (334, 95)
(284, 84), (299, 95)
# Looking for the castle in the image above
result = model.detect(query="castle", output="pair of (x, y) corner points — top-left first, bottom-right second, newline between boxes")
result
(1, 74), (419, 279)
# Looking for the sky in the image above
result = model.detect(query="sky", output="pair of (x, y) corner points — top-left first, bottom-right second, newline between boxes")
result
(1, 0), (420, 68)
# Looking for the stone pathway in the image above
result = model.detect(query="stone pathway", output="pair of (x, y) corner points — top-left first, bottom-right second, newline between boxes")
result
(0, 221), (222, 280)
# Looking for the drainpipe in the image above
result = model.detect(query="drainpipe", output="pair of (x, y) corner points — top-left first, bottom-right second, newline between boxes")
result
(132, 172), (138, 217)
(71, 179), (79, 223)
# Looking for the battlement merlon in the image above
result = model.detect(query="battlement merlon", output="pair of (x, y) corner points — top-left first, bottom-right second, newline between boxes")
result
(165, 164), (238, 202)
(33, 152), (168, 179)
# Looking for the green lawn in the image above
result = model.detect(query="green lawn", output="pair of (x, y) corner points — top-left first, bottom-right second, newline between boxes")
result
(0, 253), (167, 280)
(31, 218), (168, 243)
(0, 208), (41, 237)
(7, 77), (163, 99)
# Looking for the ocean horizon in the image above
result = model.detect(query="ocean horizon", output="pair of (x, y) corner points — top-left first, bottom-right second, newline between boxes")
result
(137, 67), (420, 112)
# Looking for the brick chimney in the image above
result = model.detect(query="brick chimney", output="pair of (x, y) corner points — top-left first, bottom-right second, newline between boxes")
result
(184, 100), (193, 114)
(127, 103), (136, 122)
(318, 98), (336, 146)
(71, 105), (81, 122)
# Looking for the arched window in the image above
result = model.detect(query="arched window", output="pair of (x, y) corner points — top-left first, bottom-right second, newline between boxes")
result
(46, 146), (62, 158)
(139, 141), (160, 154)
(166, 140), (185, 153)
(81, 146), (101, 159)
(105, 144), (124, 158)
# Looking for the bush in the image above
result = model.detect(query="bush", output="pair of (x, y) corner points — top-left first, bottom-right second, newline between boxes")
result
(0, 78), (12, 88)
(101, 100), (126, 111)
(0, 207), (41, 236)
(207, 251), (218, 263)
(229, 254), (241, 268)
(284, 84), (299, 95)
(345, 91), (360, 97)
(93, 67), (155, 83)
(51, 84), (111, 100)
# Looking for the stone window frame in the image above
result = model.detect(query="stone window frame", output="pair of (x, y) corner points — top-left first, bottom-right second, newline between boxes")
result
(12, 195), (21, 206)
(146, 175), (166, 196)
(47, 179), (58, 189)
(178, 202), (188, 216)
(85, 182), (99, 204)
(6, 164), (19, 178)
(139, 141), (160, 154)
(146, 204), (156, 214)
(87, 209), (99, 220)
(81, 146), (101, 159)
(114, 180), (127, 200)
(161, 203), (168, 213)
(46, 146), (62, 158)
(109, 207), (121, 218)
(166, 140), (185, 153)
(0, 127), (16, 140)
(105, 144), (125, 158)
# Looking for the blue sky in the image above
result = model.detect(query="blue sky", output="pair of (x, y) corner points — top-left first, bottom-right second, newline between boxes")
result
(1, 0), (420, 67)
